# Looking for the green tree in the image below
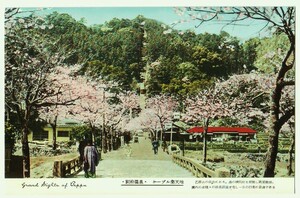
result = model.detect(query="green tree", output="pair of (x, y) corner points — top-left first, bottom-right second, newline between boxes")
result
(161, 62), (214, 98)
(71, 125), (92, 141)
(192, 46), (222, 77)
(242, 37), (261, 72)
(255, 33), (293, 76)
(44, 12), (92, 64)
(195, 31), (245, 77)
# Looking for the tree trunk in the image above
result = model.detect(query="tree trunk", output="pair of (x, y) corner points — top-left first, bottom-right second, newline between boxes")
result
(102, 126), (107, 153)
(100, 128), (103, 149)
(111, 135), (114, 150)
(107, 136), (111, 152)
(107, 127), (111, 152)
(51, 124), (57, 150)
(264, 101), (294, 177)
(22, 126), (30, 178)
(203, 118), (209, 164)
(51, 116), (58, 150)
(264, 81), (283, 177)
(203, 132), (207, 164)
(264, 40), (295, 177)
(264, 127), (279, 177)
(89, 123), (95, 144)
(111, 128), (115, 150)
(288, 133), (295, 176)
(22, 109), (30, 178)
(150, 131), (154, 140)
(159, 120), (164, 142)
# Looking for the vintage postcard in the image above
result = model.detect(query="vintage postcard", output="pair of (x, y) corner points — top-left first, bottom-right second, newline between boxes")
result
(1, 0), (298, 197)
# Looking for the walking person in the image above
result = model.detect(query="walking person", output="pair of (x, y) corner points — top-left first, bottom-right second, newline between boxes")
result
(83, 140), (99, 178)
(162, 140), (167, 152)
(78, 140), (87, 163)
(152, 138), (159, 155)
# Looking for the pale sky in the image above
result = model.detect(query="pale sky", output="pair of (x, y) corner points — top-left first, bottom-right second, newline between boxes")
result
(28, 7), (271, 41)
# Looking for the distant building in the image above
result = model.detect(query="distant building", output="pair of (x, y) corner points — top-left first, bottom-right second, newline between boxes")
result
(28, 118), (81, 142)
(163, 121), (191, 141)
(187, 126), (257, 142)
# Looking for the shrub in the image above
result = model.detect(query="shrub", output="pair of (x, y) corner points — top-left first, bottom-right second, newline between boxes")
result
(5, 122), (20, 153)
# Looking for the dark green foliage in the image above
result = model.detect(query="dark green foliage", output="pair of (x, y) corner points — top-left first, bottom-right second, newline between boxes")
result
(70, 125), (91, 141)
(242, 37), (261, 72)
(5, 109), (47, 146)
(42, 12), (259, 97)
(183, 141), (289, 153)
(5, 122), (19, 152)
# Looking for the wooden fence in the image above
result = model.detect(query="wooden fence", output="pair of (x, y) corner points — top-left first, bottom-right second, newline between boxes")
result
(172, 154), (230, 178)
(53, 156), (82, 178)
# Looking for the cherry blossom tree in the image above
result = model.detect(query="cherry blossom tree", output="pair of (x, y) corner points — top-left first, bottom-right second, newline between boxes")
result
(103, 91), (140, 151)
(69, 80), (107, 148)
(214, 73), (274, 127)
(125, 108), (160, 140)
(184, 72), (294, 164)
(67, 78), (140, 153)
(5, 9), (72, 177)
(124, 118), (144, 133)
(146, 95), (178, 141)
(190, 72), (294, 168)
(216, 72), (295, 174)
(39, 65), (88, 150)
(184, 88), (233, 164)
(176, 6), (295, 177)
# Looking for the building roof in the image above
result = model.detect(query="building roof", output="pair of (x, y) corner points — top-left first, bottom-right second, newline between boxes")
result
(46, 118), (82, 128)
(173, 121), (190, 130)
(187, 126), (256, 134)
(57, 118), (81, 125)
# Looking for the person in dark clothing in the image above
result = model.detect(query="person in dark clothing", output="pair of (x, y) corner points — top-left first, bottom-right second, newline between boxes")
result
(78, 140), (87, 163)
(162, 140), (167, 152)
(152, 139), (159, 154)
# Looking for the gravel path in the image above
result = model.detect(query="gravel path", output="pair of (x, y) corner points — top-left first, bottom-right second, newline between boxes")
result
(75, 138), (194, 178)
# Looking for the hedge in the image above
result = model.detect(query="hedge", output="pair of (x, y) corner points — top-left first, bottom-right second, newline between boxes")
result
(182, 142), (290, 153)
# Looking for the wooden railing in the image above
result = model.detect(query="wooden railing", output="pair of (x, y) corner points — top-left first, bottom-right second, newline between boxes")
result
(172, 154), (230, 178)
(53, 156), (82, 178)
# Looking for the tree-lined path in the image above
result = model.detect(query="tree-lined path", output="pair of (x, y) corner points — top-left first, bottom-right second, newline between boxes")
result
(5, 7), (295, 179)
(74, 138), (194, 178)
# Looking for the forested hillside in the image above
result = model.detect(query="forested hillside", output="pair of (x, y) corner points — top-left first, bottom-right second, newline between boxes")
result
(41, 12), (266, 96)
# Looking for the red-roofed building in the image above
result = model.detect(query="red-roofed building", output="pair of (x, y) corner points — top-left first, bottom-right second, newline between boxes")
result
(187, 126), (257, 142)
